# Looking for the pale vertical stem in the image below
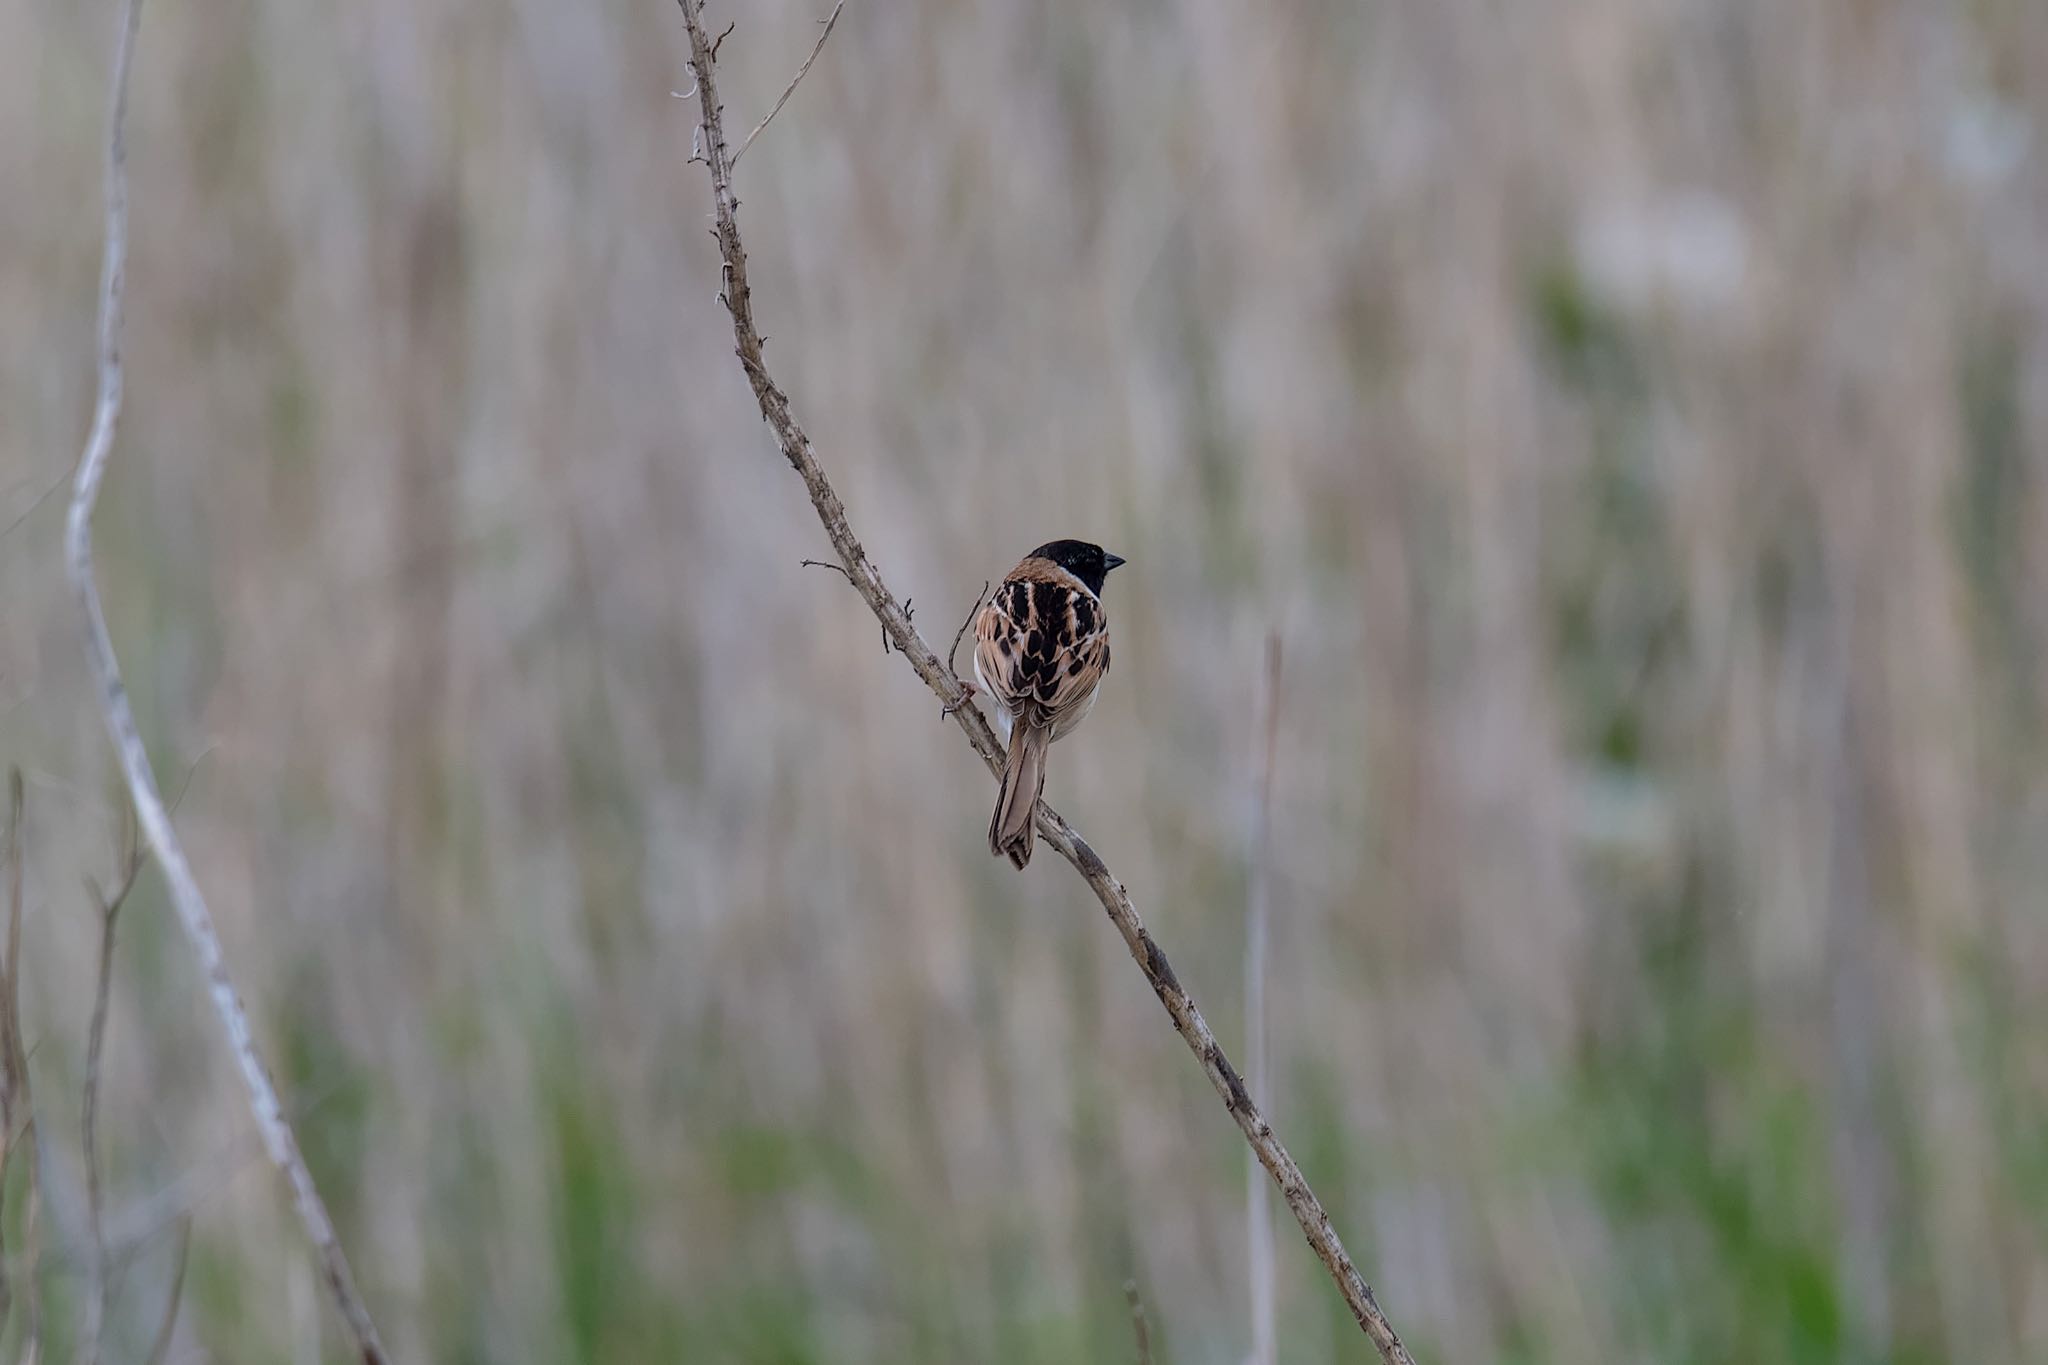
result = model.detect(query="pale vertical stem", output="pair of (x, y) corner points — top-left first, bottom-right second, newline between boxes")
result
(1245, 635), (1280, 1365)
(3, 773), (41, 1364)
(80, 893), (120, 1365)
(0, 770), (20, 1336)
(62, 1), (390, 1358)
(81, 825), (142, 1365)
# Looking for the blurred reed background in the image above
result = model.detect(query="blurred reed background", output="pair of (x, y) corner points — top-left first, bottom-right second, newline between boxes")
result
(4, 0), (2047, 1359)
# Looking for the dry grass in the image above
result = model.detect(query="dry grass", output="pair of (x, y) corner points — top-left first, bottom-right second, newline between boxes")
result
(2, 0), (2046, 1360)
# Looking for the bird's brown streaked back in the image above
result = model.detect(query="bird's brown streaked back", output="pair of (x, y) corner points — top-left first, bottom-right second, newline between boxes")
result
(973, 541), (1122, 867)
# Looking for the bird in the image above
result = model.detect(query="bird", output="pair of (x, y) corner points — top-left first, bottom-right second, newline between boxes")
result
(970, 539), (1124, 868)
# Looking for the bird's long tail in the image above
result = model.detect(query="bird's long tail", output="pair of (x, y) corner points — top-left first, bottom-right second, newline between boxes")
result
(989, 719), (1049, 869)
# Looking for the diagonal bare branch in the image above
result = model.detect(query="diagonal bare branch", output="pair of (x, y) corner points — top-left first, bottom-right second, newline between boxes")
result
(62, 1), (389, 1360)
(669, 5), (1415, 1359)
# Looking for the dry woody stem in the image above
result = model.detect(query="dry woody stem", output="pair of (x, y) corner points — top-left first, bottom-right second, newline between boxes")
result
(80, 814), (146, 1365)
(1123, 1279), (1156, 1365)
(63, 1), (390, 1360)
(146, 1219), (192, 1365)
(1245, 635), (1281, 1365)
(670, 4), (1415, 1359)
(0, 772), (36, 1354)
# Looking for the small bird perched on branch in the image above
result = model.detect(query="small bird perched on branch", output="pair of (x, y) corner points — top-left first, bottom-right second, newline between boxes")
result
(972, 539), (1124, 868)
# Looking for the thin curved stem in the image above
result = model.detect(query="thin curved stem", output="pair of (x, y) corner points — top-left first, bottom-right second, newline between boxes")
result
(62, 2), (389, 1359)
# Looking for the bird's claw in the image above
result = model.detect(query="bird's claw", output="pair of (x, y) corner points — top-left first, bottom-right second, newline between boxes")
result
(941, 680), (978, 721)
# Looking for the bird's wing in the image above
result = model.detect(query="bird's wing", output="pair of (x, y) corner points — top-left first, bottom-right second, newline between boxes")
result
(974, 562), (1111, 732)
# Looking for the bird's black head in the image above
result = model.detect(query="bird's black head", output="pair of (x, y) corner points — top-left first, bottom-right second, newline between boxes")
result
(1030, 539), (1126, 595)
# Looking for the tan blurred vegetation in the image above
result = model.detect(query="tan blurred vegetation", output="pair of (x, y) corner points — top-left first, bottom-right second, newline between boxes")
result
(4, 0), (2048, 1360)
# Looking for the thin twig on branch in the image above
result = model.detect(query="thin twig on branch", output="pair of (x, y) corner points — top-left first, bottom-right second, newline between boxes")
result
(948, 581), (989, 677)
(669, 7), (1414, 1360)
(732, 0), (846, 166)
(62, 2), (390, 1360)
(799, 557), (852, 581)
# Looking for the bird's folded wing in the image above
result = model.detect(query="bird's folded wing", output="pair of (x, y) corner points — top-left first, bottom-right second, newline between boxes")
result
(974, 571), (1111, 729)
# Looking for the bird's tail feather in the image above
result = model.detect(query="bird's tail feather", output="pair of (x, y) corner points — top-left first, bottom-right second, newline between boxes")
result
(990, 720), (1048, 869)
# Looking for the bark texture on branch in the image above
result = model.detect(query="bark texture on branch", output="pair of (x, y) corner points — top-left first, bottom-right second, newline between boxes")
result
(63, 2), (390, 1360)
(669, 5), (1415, 1359)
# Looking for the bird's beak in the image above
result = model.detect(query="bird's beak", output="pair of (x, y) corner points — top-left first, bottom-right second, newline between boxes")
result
(1104, 552), (1127, 572)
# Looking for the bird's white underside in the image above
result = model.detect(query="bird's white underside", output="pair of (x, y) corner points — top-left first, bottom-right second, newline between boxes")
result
(973, 648), (1013, 742)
